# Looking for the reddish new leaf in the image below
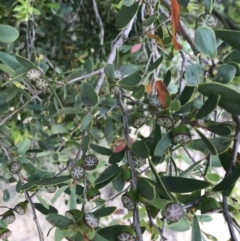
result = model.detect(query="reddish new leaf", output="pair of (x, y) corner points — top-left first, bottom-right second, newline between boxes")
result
(131, 43), (142, 53)
(171, 0), (181, 50)
(112, 139), (127, 153)
(155, 81), (171, 109)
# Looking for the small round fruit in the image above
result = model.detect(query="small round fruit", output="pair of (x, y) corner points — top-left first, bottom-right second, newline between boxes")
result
(2, 210), (16, 224)
(117, 232), (136, 241)
(115, 69), (124, 80)
(26, 68), (42, 80)
(9, 161), (22, 174)
(0, 228), (12, 240)
(132, 113), (146, 128)
(149, 95), (161, 108)
(121, 192), (139, 211)
(35, 78), (49, 90)
(70, 165), (84, 180)
(110, 85), (121, 95)
(172, 125), (191, 145)
(132, 156), (146, 168)
(84, 213), (99, 229)
(83, 155), (98, 171)
(14, 202), (28, 215)
(45, 185), (57, 193)
(164, 203), (184, 222)
(157, 115), (174, 129)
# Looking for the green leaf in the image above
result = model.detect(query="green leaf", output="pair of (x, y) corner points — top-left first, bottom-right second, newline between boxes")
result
(198, 82), (240, 103)
(161, 176), (212, 193)
(170, 100), (181, 111)
(16, 55), (35, 68)
(90, 143), (113, 156)
(80, 114), (94, 131)
(154, 131), (172, 157)
(185, 64), (204, 86)
(137, 177), (156, 200)
(204, 122), (232, 136)
(52, 124), (68, 134)
(179, 86), (195, 105)
(98, 225), (130, 241)
(118, 64), (142, 75)
(116, 2), (139, 28)
(0, 24), (19, 43)
(108, 150), (125, 164)
(104, 117), (114, 143)
(198, 0), (213, 12)
(143, 14), (155, 26)
(104, 64), (115, 80)
(187, 137), (231, 155)
(36, 194), (49, 209)
(178, 0), (191, 7)
(95, 164), (119, 185)
(34, 203), (58, 215)
(118, 73), (141, 87)
(148, 159), (173, 201)
(0, 64), (15, 76)
(194, 128), (217, 155)
(36, 175), (71, 186)
(3, 189), (10, 202)
(148, 56), (163, 72)
(93, 207), (116, 218)
(214, 64), (236, 83)
(224, 50), (240, 63)
(17, 138), (31, 155)
(80, 82), (98, 107)
(132, 84), (145, 99)
(194, 26), (216, 58)
(168, 218), (191, 232)
(21, 162), (36, 175)
(215, 30), (240, 52)
(52, 185), (69, 204)
(192, 216), (202, 241)
(179, 159), (206, 177)
(131, 141), (149, 158)
(81, 135), (91, 154)
(218, 100), (240, 115)
(0, 51), (22, 69)
(195, 95), (220, 119)
(90, 127), (104, 140)
(212, 165), (240, 193)
(163, 69), (171, 87)
(145, 197), (171, 210)
(200, 197), (221, 214)
(46, 213), (73, 228)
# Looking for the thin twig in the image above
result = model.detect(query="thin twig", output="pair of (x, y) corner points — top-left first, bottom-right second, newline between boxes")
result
(95, 18), (135, 94)
(146, 207), (166, 241)
(176, 50), (186, 97)
(222, 115), (240, 241)
(67, 69), (103, 85)
(92, 0), (104, 47)
(117, 91), (143, 241)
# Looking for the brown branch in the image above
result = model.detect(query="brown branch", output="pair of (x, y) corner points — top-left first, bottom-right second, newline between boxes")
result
(222, 115), (240, 241)
(117, 91), (143, 241)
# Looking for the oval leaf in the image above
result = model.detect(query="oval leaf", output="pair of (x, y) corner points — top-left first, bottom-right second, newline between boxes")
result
(215, 30), (240, 52)
(131, 141), (149, 158)
(17, 139), (31, 155)
(118, 73), (141, 87)
(0, 24), (19, 43)
(80, 82), (98, 107)
(161, 176), (212, 193)
(214, 64), (236, 84)
(90, 143), (113, 156)
(194, 26), (217, 58)
(46, 213), (73, 228)
(195, 95), (220, 119)
(116, 2), (139, 28)
(137, 177), (156, 200)
(154, 131), (172, 157)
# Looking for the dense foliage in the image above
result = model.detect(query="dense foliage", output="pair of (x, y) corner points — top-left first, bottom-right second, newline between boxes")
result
(0, 0), (240, 241)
